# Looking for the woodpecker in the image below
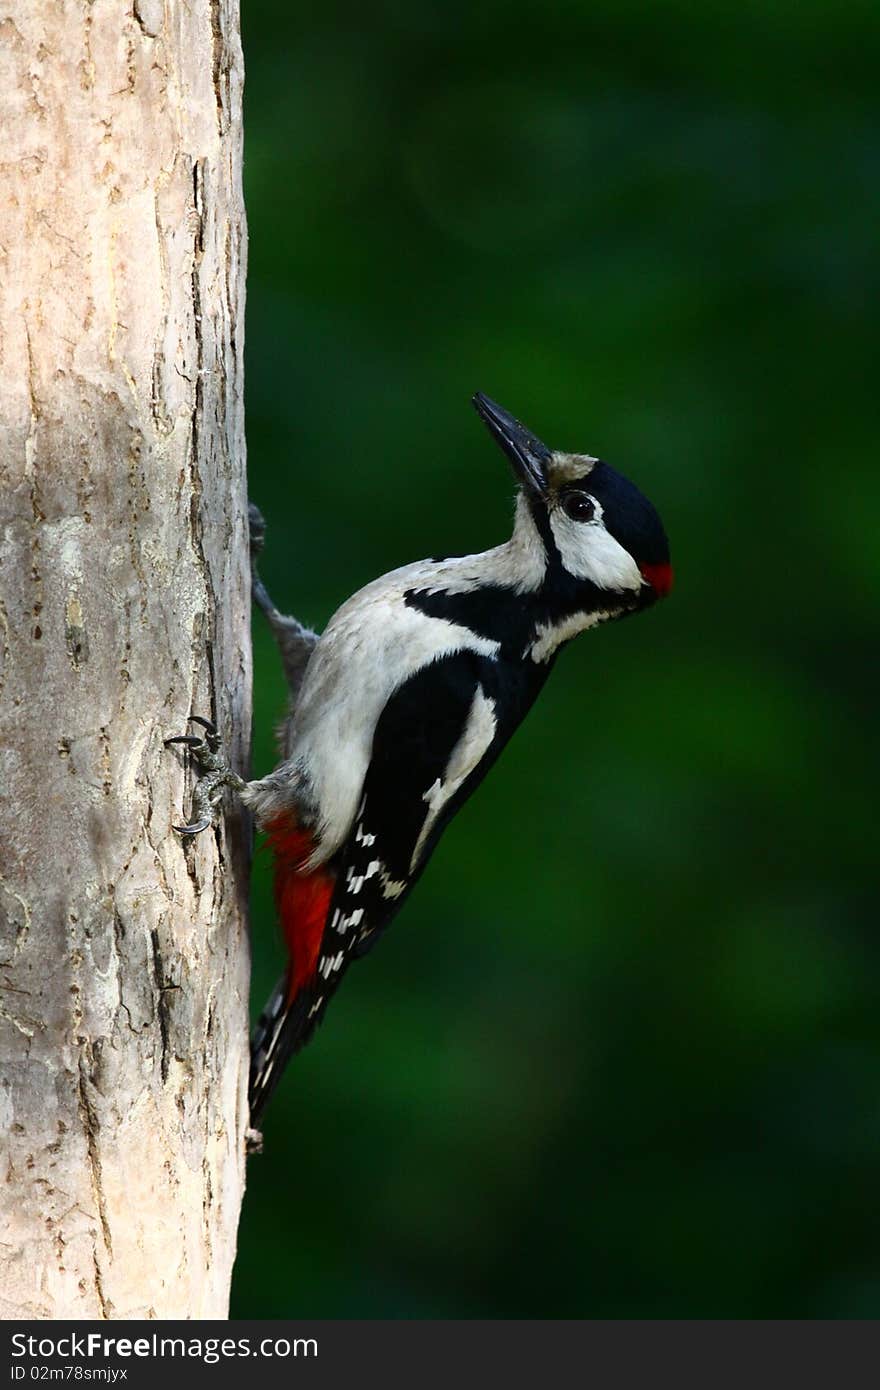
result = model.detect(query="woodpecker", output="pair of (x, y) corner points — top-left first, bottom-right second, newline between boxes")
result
(167, 394), (672, 1128)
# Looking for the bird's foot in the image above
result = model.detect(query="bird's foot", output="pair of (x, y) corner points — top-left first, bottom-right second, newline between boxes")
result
(248, 501), (278, 621)
(248, 502), (266, 561)
(247, 499), (319, 698)
(165, 716), (245, 835)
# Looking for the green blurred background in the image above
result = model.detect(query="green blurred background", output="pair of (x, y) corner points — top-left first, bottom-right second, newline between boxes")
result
(232, 0), (879, 1317)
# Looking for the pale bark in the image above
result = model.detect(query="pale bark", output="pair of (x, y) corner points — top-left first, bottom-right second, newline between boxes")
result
(0, 1), (250, 1319)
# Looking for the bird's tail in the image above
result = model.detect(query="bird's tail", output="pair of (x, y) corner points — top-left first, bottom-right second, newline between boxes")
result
(248, 975), (288, 1124)
(248, 974), (328, 1125)
(249, 970), (341, 1125)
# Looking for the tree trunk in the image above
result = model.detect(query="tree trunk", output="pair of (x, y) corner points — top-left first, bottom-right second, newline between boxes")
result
(0, 0), (250, 1319)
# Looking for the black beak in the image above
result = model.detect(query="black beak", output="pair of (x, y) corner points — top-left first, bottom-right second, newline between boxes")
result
(472, 392), (551, 498)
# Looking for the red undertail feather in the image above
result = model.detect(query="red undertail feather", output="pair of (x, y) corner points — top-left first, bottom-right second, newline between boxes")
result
(264, 814), (335, 1002)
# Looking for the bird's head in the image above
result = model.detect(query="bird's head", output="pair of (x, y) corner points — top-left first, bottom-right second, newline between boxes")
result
(473, 392), (672, 614)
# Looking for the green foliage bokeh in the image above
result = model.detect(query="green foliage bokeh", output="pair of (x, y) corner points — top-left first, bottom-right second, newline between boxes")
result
(233, 0), (879, 1317)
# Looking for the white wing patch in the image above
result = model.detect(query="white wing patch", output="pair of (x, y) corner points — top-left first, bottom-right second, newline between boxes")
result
(409, 685), (497, 873)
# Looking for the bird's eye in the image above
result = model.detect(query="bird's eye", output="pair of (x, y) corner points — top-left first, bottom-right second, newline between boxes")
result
(562, 492), (596, 523)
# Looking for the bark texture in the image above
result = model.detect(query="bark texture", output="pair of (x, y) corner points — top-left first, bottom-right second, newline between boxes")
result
(0, 1), (250, 1318)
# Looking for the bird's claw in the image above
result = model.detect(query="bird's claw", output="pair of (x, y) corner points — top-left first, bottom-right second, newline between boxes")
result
(189, 714), (218, 735)
(165, 716), (245, 837)
(173, 817), (213, 836)
(176, 714), (221, 752)
(164, 715), (221, 759)
(249, 503), (267, 559)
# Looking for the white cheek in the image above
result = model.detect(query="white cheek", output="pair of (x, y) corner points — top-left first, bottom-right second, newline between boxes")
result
(549, 512), (642, 591)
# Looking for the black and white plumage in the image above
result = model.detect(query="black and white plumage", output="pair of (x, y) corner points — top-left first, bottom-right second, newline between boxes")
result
(234, 395), (672, 1125)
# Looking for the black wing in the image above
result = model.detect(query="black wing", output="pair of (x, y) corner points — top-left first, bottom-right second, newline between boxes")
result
(249, 647), (548, 1123)
(249, 651), (497, 1122)
(326, 648), (503, 963)
(326, 642), (551, 964)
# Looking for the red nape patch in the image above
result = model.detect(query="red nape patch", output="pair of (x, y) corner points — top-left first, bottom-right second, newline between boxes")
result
(264, 815), (336, 1003)
(640, 562), (674, 598)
